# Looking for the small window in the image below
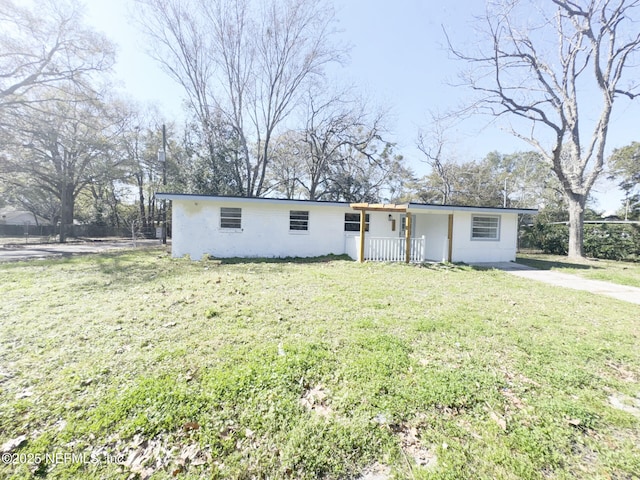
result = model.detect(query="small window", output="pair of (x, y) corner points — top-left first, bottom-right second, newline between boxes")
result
(290, 210), (309, 231)
(220, 207), (241, 229)
(345, 213), (369, 232)
(472, 215), (500, 240)
(400, 214), (416, 236)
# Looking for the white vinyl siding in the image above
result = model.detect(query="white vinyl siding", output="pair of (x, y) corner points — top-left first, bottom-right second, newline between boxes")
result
(220, 207), (241, 229)
(471, 215), (500, 240)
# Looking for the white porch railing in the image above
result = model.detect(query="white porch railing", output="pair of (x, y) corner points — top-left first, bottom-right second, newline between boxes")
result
(364, 235), (426, 263)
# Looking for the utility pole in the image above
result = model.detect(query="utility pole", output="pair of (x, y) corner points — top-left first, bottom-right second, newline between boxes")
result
(503, 177), (508, 208)
(162, 124), (167, 245)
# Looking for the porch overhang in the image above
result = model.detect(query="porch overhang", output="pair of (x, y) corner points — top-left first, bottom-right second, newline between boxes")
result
(349, 203), (413, 263)
(350, 202), (409, 213)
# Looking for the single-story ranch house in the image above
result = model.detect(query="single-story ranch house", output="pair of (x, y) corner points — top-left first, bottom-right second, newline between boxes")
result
(156, 193), (537, 263)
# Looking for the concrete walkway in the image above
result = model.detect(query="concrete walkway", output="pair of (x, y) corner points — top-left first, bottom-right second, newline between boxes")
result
(472, 262), (640, 305)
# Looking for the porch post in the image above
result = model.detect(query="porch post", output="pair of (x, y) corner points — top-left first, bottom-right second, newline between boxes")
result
(405, 213), (412, 263)
(359, 210), (366, 263)
(447, 214), (454, 262)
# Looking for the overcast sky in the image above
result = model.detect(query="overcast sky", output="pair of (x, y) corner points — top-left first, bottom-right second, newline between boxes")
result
(83, 0), (639, 213)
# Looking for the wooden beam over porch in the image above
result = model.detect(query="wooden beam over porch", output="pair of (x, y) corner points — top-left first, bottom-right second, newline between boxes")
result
(350, 203), (408, 213)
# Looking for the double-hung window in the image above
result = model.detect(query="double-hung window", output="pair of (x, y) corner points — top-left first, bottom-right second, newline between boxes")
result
(471, 215), (500, 240)
(220, 207), (241, 229)
(290, 210), (309, 231)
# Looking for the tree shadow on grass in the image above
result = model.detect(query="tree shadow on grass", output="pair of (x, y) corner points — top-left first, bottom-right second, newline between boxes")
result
(89, 249), (180, 286)
(516, 257), (599, 271)
(213, 254), (353, 265)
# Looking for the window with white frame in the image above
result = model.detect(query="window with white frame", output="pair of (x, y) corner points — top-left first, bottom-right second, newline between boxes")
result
(400, 214), (416, 237)
(471, 215), (500, 240)
(290, 210), (309, 231)
(220, 207), (242, 229)
(344, 213), (369, 232)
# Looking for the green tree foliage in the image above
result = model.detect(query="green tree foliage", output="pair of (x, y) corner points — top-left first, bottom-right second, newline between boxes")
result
(413, 150), (557, 209)
(1, 92), (128, 241)
(321, 144), (409, 203)
(523, 221), (640, 261)
(0, 0), (117, 241)
(608, 142), (640, 220)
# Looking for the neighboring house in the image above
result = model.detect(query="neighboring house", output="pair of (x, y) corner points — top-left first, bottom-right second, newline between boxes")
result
(156, 193), (537, 263)
(0, 207), (47, 226)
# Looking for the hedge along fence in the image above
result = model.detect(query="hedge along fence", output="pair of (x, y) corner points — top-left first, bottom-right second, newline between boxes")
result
(521, 222), (640, 261)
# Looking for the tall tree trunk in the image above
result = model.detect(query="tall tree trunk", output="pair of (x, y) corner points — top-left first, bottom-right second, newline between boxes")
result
(137, 174), (147, 230)
(567, 194), (585, 258)
(59, 184), (75, 243)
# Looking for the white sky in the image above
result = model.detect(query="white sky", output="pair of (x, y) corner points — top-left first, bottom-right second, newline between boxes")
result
(83, 0), (640, 213)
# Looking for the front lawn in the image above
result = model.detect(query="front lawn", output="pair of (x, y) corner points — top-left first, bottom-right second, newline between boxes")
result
(1, 250), (639, 479)
(517, 253), (640, 288)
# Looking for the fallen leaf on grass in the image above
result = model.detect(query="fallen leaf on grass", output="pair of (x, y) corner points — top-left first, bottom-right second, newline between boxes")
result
(179, 443), (199, 462)
(501, 388), (525, 410)
(396, 424), (437, 469)
(357, 462), (391, 480)
(490, 411), (507, 431)
(300, 385), (332, 417)
(1, 435), (27, 453)
(182, 422), (200, 432)
(16, 388), (33, 399)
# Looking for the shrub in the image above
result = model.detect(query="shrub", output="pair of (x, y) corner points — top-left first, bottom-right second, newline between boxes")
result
(522, 223), (568, 256)
(522, 222), (640, 260)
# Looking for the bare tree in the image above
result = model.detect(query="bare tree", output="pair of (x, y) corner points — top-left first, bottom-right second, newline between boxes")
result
(135, 0), (343, 197)
(0, 0), (115, 116)
(449, 0), (640, 257)
(266, 130), (306, 198)
(416, 117), (458, 205)
(298, 91), (388, 200)
(322, 143), (408, 203)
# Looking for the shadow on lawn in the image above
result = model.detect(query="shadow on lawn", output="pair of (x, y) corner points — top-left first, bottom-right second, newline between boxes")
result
(91, 250), (178, 285)
(214, 254), (353, 265)
(516, 257), (599, 271)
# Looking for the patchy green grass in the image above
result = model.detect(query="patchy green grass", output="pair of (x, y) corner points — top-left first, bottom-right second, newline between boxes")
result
(1, 250), (639, 479)
(517, 253), (640, 288)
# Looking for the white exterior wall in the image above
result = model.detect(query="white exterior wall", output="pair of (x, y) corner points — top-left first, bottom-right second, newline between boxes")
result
(167, 196), (526, 263)
(451, 212), (519, 263)
(412, 213), (450, 262)
(171, 199), (353, 260)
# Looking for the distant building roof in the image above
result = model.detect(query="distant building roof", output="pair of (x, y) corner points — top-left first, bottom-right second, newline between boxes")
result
(0, 207), (47, 225)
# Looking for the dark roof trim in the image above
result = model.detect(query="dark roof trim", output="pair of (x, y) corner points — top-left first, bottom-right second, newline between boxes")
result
(155, 193), (538, 215)
(155, 193), (349, 208)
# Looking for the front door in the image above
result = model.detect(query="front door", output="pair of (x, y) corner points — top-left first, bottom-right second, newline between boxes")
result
(399, 214), (416, 237)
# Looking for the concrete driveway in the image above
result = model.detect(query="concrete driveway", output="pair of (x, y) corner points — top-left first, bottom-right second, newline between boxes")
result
(0, 239), (164, 262)
(472, 262), (640, 305)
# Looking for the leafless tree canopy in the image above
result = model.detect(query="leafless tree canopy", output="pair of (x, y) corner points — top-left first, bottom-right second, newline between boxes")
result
(135, 0), (344, 197)
(448, 0), (640, 256)
(0, 0), (115, 113)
